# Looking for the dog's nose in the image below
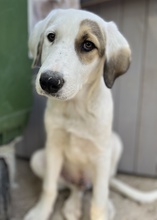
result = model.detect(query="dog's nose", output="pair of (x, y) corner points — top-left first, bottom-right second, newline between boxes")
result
(40, 71), (64, 94)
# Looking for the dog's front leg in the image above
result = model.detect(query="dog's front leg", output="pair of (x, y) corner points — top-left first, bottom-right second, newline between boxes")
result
(24, 136), (63, 220)
(91, 146), (112, 220)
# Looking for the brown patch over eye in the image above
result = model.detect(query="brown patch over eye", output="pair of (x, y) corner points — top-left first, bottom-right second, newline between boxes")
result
(75, 19), (105, 64)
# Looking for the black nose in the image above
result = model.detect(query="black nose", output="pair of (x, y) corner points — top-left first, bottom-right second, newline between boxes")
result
(40, 71), (64, 94)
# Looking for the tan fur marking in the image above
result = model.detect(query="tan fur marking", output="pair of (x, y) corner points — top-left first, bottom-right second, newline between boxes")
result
(75, 19), (105, 64)
(33, 35), (44, 68)
(104, 47), (131, 88)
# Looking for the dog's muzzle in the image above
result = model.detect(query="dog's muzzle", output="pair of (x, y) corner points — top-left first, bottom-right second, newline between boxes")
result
(40, 71), (64, 94)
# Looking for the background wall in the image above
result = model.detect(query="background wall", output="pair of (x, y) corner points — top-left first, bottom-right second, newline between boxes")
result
(17, 0), (157, 176)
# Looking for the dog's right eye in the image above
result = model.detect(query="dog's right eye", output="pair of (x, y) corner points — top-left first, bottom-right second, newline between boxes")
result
(47, 33), (55, 42)
(81, 41), (96, 52)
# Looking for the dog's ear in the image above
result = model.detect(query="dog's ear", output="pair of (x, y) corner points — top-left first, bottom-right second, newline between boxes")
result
(28, 10), (59, 69)
(32, 35), (43, 69)
(104, 22), (131, 88)
(29, 20), (45, 69)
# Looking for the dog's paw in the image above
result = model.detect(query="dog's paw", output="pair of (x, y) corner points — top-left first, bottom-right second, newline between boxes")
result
(108, 200), (115, 220)
(24, 202), (51, 220)
(62, 199), (81, 220)
(62, 209), (81, 220)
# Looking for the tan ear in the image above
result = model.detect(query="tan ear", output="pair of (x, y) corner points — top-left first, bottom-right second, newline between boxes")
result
(32, 35), (43, 69)
(104, 22), (131, 88)
(29, 20), (45, 69)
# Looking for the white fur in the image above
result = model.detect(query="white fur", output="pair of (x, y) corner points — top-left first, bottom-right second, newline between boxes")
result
(24, 9), (157, 220)
(0, 136), (22, 188)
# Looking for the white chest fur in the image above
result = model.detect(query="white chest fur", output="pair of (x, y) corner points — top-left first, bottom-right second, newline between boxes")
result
(44, 86), (113, 187)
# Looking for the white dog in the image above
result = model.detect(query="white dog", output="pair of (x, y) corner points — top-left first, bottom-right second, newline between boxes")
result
(25, 9), (157, 220)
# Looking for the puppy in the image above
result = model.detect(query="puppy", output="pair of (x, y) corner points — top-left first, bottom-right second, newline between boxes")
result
(24, 9), (157, 220)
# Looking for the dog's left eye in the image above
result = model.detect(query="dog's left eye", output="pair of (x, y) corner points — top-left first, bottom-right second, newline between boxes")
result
(82, 41), (95, 52)
(47, 33), (55, 42)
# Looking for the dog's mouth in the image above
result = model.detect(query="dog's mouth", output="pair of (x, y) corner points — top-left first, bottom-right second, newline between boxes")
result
(37, 86), (75, 101)
(37, 84), (80, 101)
(47, 92), (68, 100)
(37, 87), (62, 99)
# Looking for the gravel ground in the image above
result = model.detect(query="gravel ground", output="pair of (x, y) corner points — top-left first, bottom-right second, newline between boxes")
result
(11, 159), (157, 220)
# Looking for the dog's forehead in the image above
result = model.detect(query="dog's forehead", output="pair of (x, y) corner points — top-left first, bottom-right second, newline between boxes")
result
(52, 9), (103, 22)
(47, 9), (104, 34)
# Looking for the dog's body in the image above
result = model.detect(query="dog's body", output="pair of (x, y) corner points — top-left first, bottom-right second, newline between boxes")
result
(24, 9), (157, 220)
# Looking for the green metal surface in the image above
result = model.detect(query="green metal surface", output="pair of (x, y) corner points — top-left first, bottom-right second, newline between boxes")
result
(0, 0), (32, 144)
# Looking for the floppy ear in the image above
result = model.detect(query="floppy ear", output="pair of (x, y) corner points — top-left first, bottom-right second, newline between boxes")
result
(29, 20), (45, 69)
(28, 9), (59, 69)
(104, 22), (131, 88)
(31, 35), (44, 69)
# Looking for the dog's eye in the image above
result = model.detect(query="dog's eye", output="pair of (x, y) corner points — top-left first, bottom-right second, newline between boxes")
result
(82, 41), (95, 52)
(47, 33), (55, 42)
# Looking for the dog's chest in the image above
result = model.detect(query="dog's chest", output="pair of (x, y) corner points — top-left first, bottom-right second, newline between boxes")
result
(64, 133), (97, 164)
(46, 100), (108, 187)
(61, 132), (98, 188)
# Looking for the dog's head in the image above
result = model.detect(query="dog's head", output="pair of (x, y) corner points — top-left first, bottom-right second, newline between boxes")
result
(29, 9), (131, 100)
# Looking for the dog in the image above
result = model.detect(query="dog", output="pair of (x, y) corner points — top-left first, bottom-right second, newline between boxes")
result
(24, 9), (157, 220)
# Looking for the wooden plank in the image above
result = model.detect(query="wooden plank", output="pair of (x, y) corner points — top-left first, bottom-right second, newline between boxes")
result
(81, 0), (112, 7)
(116, 0), (146, 173)
(83, 0), (122, 23)
(136, 0), (157, 176)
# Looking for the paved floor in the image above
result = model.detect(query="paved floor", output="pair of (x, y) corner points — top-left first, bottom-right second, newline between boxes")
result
(12, 159), (157, 220)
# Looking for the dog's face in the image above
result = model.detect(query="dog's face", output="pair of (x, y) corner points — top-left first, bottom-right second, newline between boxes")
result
(29, 9), (131, 100)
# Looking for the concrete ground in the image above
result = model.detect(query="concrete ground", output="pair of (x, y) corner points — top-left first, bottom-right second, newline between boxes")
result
(12, 159), (157, 220)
